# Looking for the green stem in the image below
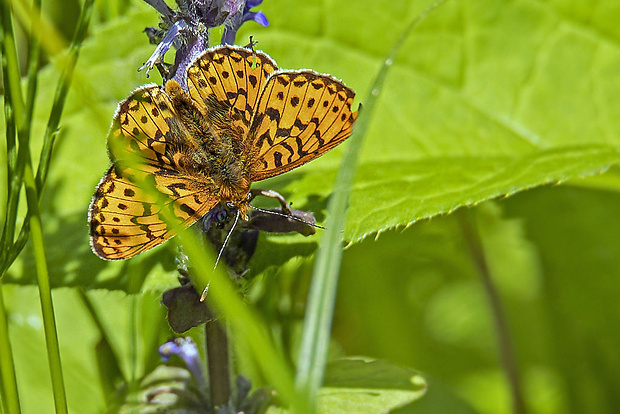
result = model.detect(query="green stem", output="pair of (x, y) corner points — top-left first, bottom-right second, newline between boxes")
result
(24, 0), (42, 128)
(206, 317), (231, 409)
(457, 209), (526, 414)
(22, 156), (68, 414)
(2, 0), (95, 274)
(0, 282), (21, 414)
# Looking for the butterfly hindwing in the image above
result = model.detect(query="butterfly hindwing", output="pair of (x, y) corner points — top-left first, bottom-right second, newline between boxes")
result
(246, 70), (358, 181)
(186, 45), (278, 134)
(89, 164), (219, 260)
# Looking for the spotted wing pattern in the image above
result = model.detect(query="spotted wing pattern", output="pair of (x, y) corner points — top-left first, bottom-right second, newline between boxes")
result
(246, 71), (358, 181)
(186, 45), (278, 135)
(90, 45), (359, 261)
(89, 165), (219, 260)
(107, 84), (178, 167)
(89, 86), (219, 260)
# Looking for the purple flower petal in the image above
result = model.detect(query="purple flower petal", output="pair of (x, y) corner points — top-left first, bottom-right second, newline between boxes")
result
(248, 10), (269, 26)
(159, 337), (205, 389)
(139, 19), (188, 76)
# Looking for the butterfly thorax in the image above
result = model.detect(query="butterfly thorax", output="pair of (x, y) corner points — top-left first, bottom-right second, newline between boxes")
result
(166, 80), (252, 218)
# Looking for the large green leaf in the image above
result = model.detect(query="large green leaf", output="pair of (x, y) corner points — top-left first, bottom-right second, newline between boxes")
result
(6, 0), (620, 292)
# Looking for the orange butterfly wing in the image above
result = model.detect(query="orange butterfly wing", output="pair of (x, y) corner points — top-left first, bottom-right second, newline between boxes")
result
(89, 165), (218, 260)
(186, 45), (278, 135)
(246, 70), (358, 181)
(89, 85), (219, 260)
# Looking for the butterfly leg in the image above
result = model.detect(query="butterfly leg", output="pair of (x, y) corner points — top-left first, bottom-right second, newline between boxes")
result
(249, 189), (293, 215)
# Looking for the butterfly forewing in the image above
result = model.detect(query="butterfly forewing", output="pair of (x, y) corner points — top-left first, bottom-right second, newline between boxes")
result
(108, 85), (179, 167)
(247, 71), (358, 181)
(186, 45), (278, 134)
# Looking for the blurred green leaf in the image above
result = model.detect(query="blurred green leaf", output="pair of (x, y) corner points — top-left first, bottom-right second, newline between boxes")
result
(334, 182), (620, 414)
(269, 358), (426, 414)
(2, 286), (173, 413)
(320, 358), (426, 413)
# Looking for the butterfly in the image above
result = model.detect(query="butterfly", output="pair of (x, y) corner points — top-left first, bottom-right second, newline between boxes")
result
(89, 45), (359, 260)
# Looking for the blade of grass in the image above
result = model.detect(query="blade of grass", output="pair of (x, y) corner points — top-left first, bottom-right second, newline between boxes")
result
(294, 1), (448, 407)
(0, 0), (27, 272)
(0, 0), (95, 411)
(0, 2), (27, 412)
(0, 283), (21, 414)
(0, 0), (41, 276)
(35, 0), (94, 190)
(21, 153), (68, 414)
(24, 0), (42, 127)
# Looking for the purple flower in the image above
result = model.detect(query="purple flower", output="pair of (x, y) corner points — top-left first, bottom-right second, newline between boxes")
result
(141, 0), (269, 81)
(159, 337), (205, 389)
(221, 0), (269, 44)
(243, 0), (269, 27)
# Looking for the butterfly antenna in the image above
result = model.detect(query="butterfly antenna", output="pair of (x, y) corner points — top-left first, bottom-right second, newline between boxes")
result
(214, 209), (240, 270)
(201, 209), (241, 302)
(250, 205), (326, 230)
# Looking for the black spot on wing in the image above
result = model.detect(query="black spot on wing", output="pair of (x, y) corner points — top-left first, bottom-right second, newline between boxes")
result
(265, 107), (281, 122)
(273, 151), (283, 167)
(180, 203), (196, 216)
(276, 76), (290, 87)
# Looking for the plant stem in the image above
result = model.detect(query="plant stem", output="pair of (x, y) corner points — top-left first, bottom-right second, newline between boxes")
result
(22, 158), (68, 414)
(4, 0), (95, 272)
(0, 282), (21, 414)
(206, 316), (231, 409)
(457, 209), (526, 414)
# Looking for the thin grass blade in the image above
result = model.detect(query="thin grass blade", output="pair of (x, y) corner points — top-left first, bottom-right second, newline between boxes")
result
(294, 1), (448, 408)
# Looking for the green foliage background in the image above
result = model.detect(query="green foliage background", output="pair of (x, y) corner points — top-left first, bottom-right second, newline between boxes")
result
(2, 0), (620, 412)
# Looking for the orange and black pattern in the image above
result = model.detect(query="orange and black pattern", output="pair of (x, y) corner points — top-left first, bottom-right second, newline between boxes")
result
(89, 45), (358, 260)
